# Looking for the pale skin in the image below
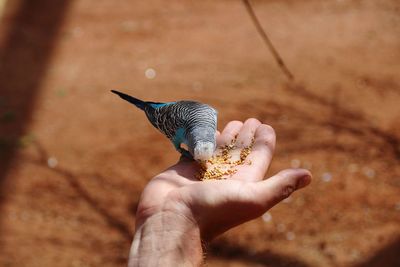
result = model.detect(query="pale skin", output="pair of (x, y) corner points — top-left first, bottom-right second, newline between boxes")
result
(129, 118), (312, 267)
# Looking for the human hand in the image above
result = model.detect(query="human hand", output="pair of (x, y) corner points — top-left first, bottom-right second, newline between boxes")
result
(129, 118), (312, 267)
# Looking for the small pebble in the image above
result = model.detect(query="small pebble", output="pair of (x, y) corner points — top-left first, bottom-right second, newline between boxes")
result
(303, 161), (313, 170)
(192, 81), (203, 92)
(286, 231), (296, 241)
(321, 172), (332, 182)
(363, 167), (375, 179)
(348, 163), (359, 173)
(333, 233), (344, 242)
(145, 68), (156, 79)
(277, 223), (286, 232)
(262, 212), (272, 222)
(47, 157), (58, 168)
(283, 196), (292, 203)
(291, 159), (301, 168)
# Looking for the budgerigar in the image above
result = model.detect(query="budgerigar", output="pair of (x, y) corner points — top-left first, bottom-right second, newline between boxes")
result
(111, 90), (218, 161)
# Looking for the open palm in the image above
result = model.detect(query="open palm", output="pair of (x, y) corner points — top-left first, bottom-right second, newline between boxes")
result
(134, 118), (311, 241)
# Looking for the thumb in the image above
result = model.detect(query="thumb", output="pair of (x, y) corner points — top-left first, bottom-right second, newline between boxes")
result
(253, 168), (312, 210)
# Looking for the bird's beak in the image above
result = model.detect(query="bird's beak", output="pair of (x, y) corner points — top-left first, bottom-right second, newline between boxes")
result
(193, 142), (215, 161)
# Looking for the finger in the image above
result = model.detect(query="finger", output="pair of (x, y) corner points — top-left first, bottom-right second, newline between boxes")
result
(245, 124), (276, 180)
(251, 168), (312, 211)
(217, 120), (243, 146)
(215, 130), (221, 144)
(235, 118), (261, 148)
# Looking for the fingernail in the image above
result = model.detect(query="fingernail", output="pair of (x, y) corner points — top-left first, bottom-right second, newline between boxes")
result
(297, 175), (311, 189)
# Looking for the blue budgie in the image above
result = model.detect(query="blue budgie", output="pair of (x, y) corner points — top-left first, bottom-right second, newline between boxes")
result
(111, 90), (218, 161)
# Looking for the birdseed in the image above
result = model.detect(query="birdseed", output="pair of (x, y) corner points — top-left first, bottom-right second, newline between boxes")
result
(196, 136), (254, 180)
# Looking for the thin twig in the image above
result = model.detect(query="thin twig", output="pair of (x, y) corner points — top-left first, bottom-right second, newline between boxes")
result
(242, 0), (294, 81)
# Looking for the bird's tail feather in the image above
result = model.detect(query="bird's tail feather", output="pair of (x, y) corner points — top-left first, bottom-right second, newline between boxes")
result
(111, 90), (146, 110)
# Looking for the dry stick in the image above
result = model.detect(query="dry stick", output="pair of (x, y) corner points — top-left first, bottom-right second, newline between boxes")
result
(242, 0), (294, 81)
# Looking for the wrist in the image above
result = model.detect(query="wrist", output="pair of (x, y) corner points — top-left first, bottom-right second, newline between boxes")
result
(129, 207), (203, 267)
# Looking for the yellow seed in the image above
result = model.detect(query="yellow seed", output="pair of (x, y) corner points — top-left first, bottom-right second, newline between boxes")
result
(196, 136), (254, 180)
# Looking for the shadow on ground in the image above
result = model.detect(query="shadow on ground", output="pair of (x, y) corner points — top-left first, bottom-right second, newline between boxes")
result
(354, 237), (400, 267)
(0, 0), (71, 197)
(209, 239), (310, 267)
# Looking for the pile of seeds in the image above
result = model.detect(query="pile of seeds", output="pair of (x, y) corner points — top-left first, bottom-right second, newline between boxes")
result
(196, 136), (254, 180)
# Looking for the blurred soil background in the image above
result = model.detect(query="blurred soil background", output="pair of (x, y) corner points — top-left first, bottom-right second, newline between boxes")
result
(0, 0), (400, 266)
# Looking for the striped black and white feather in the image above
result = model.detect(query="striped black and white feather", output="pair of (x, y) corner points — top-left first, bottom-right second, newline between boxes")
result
(111, 90), (217, 160)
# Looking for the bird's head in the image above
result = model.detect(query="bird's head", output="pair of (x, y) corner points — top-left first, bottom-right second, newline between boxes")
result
(185, 103), (218, 161)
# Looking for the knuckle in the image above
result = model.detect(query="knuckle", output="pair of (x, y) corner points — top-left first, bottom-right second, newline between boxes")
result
(281, 185), (295, 199)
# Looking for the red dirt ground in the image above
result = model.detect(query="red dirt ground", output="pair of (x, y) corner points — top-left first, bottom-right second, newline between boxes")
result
(0, 0), (399, 266)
